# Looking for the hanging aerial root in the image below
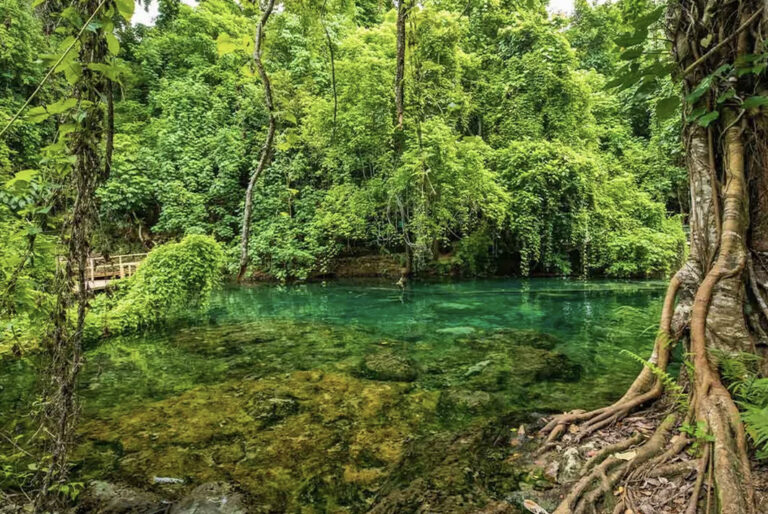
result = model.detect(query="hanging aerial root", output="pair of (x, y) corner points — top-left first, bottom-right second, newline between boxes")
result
(540, 276), (681, 449)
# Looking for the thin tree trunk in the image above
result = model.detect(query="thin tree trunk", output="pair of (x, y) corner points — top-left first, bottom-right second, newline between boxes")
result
(321, 0), (337, 142)
(394, 0), (407, 131)
(237, 0), (277, 283)
(36, 0), (109, 507)
(394, 0), (412, 279)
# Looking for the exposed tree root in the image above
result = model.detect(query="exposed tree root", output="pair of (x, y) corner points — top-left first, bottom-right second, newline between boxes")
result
(539, 276), (681, 451)
(553, 414), (680, 514)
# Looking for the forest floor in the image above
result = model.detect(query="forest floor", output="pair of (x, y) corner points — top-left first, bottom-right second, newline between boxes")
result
(526, 407), (768, 514)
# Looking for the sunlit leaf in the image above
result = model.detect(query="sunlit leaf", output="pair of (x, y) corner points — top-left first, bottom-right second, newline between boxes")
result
(115, 0), (135, 21)
(106, 32), (120, 55)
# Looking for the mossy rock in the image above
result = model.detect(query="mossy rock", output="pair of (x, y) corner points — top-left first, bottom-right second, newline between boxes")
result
(170, 482), (249, 513)
(477, 329), (561, 350)
(245, 393), (299, 428)
(77, 481), (164, 513)
(76, 371), (437, 512)
(437, 389), (496, 419)
(533, 353), (582, 382)
(356, 350), (419, 382)
(368, 417), (533, 514)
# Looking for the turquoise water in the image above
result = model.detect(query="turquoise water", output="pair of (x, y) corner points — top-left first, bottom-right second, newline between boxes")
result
(0, 278), (667, 510)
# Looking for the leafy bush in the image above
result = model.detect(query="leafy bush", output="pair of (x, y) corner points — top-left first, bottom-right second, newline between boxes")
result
(88, 235), (224, 337)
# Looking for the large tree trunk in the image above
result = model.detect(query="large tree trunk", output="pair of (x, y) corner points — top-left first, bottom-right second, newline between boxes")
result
(237, 0), (277, 283)
(541, 1), (768, 512)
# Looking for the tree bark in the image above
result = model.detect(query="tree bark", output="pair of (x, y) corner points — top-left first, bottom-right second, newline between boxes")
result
(237, 0), (277, 283)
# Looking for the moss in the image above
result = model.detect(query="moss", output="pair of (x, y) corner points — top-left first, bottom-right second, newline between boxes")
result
(355, 350), (419, 382)
(76, 371), (441, 511)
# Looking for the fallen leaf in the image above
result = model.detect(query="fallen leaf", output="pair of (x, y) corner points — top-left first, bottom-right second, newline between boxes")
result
(523, 498), (550, 514)
(615, 450), (637, 461)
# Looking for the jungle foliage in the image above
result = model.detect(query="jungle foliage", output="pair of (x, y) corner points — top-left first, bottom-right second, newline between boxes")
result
(1, 0), (686, 287)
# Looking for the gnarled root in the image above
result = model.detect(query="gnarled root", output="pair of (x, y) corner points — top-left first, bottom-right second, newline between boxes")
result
(553, 414), (681, 514)
(540, 276), (681, 449)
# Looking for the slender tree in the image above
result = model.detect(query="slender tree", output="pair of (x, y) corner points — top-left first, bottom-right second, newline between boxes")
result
(542, 1), (768, 512)
(34, 0), (115, 507)
(237, 0), (277, 283)
(394, 0), (413, 280)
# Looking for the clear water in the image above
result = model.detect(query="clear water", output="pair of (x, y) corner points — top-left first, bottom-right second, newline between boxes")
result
(0, 278), (668, 510)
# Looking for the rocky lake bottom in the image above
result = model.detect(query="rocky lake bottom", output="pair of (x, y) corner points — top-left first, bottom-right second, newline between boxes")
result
(0, 278), (668, 512)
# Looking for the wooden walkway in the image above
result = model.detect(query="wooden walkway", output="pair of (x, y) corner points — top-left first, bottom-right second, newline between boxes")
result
(64, 253), (148, 291)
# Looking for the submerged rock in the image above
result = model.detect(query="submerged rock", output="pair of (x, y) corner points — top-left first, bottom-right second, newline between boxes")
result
(356, 350), (419, 382)
(438, 389), (496, 418)
(368, 416), (539, 514)
(246, 393), (299, 428)
(533, 353), (581, 382)
(77, 480), (165, 513)
(170, 482), (249, 514)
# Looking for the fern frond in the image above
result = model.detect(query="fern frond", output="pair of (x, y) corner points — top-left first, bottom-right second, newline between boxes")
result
(620, 349), (687, 409)
(742, 404), (768, 452)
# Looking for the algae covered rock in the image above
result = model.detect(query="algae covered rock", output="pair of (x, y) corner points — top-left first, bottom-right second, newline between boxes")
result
(437, 389), (496, 418)
(356, 350), (419, 382)
(246, 393), (299, 428)
(533, 352), (581, 382)
(368, 417), (534, 514)
(470, 328), (562, 350)
(170, 482), (249, 514)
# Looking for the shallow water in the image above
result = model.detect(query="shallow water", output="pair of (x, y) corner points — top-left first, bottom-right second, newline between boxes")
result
(0, 278), (668, 511)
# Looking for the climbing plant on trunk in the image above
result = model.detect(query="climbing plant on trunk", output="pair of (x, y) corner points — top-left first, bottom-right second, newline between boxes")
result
(540, 1), (768, 512)
(237, 0), (277, 283)
(30, 0), (128, 507)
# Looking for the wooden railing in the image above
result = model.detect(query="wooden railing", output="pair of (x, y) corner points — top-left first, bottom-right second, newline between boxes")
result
(83, 253), (147, 282)
(61, 253), (148, 290)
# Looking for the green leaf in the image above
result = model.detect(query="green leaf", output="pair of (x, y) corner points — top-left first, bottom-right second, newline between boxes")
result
(716, 90), (735, 104)
(689, 106), (707, 121)
(87, 62), (122, 81)
(696, 110), (719, 127)
(25, 106), (50, 123)
(106, 32), (120, 55)
(283, 111), (297, 124)
(685, 76), (712, 105)
(620, 47), (643, 60)
(615, 30), (647, 47)
(115, 0), (135, 21)
(656, 96), (680, 121)
(5, 169), (38, 189)
(743, 96), (768, 109)
(216, 34), (241, 56)
(633, 6), (665, 31)
(46, 98), (78, 115)
(32, 0), (46, 6)
(63, 61), (82, 85)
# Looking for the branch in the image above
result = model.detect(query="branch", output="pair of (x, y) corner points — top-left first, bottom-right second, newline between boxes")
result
(682, 7), (764, 77)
